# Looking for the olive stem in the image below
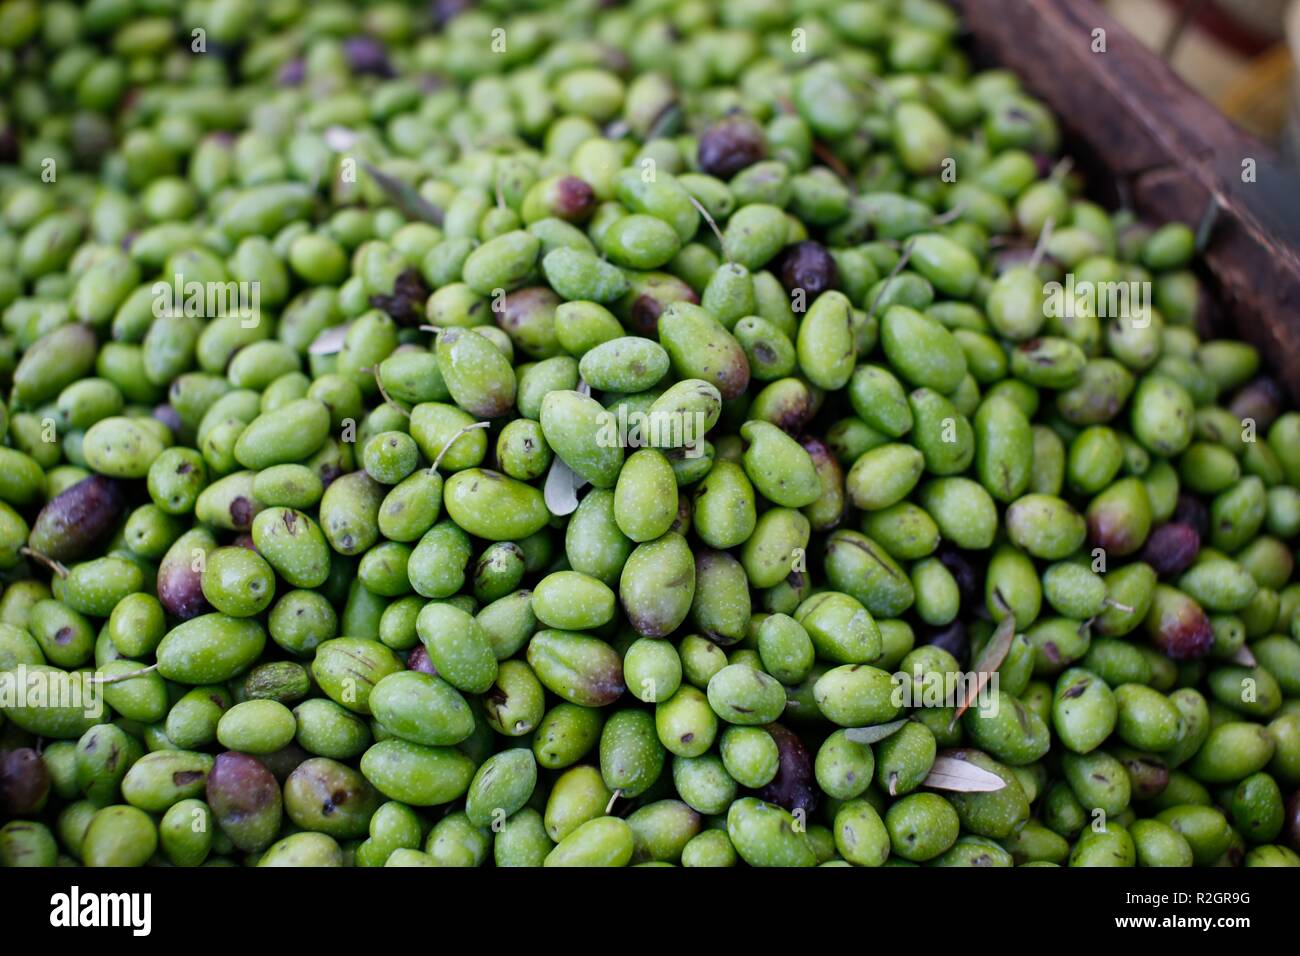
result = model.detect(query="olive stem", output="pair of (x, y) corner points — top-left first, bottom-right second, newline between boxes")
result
(1049, 156), (1075, 184)
(865, 238), (916, 318)
(861, 71), (898, 110)
(20, 547), (68, 579)
(932, 202), (968, 226)
(1102, 597), (1134, 614)
(371, 364), (411, 418)
(1028, 216), (1055, 273)
(87, 663), (160, 685)
(430, 421), (491, 472)
(685, 195), (731, 264)
(605, 788), (622, 815)
(811, 140), (853, 186)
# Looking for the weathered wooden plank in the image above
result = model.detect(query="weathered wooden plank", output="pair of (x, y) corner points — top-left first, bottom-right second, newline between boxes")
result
(951, 0), (1300, 398)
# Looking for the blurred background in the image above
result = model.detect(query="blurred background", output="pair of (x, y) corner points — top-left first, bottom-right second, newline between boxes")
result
(1108, 0), (1300, 153)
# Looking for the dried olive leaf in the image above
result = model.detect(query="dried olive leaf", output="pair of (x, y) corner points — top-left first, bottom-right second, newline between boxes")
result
(923, 756), (1006, 793)
(308, 323), (351, 355)
(322, 125), (359, 152)
(949, 614), (1017, 730)
(544, 457), (585, 516)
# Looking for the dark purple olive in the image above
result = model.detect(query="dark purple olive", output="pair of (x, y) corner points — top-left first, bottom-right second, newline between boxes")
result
(798, 436), (843, 530)
(1147, 587), (1214, 661)
(277, 57), (306, 86)
(1229, 376), (1283, 433)
(207, 752), (283, 852)
(342, 36), (395, 77)
(934, 545), (982, 609)
(318, 460), (346, 488)
(1115, 751), (1168, 801)
(756, 723), (818, 815)
(157, 540), (212, 620)
(153, 403), (183, 436)
(1140, 522), (1200, 577)
(0, 748), (50, 816)
(407, 645), (437, 676)
(27, 475), (125, 562)
(919, 619), (969, 667)
(625, 275), (699, 337)
(1283, 791), (1300, 852)
(1172, 494), (1210, 538)
(369, 268), (429, 327)
(697, 115), (766, 178)
(553, 176), (596, 222)
(430, 0), (475, 28)
(0, 128), (18, 165)
(778, 241), (838, 298)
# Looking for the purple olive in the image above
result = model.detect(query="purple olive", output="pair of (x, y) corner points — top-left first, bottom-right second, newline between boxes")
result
(152, 403), (183, 436)
(369, 269), (429, 326)
(1140, 522), (1200, 577)
(430, 0), (475, 28)
(0, 749), (50, 816)
(553, 176), (597, 222)
(1229, 376), (1283, 434)
(1283, 791), (1300, 851)
(1147, 586), (1214, 661)
(1115, 751), (1169, 800)
(407, 645), (438, 676)
(27, 475), (125, 562)
(1172, 494), (1210, 538)
(919, 619), (969, 668)
(625, 275), (698, 337)
(277, 57), (306, 86)
(0, 128), (18, 165)
(697, 115), (766, 178)
(342, 36), (395, 77)
(757, 723), (818, 815)
(778, 241), (838, 298)
(206, 752), (284, 852)
(934, 545), (982, 609)
(157, 530), (215, 620)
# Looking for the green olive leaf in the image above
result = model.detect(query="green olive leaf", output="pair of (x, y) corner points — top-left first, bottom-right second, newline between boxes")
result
(843, 718), (909, 745)
(361, 161), (444, 226)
